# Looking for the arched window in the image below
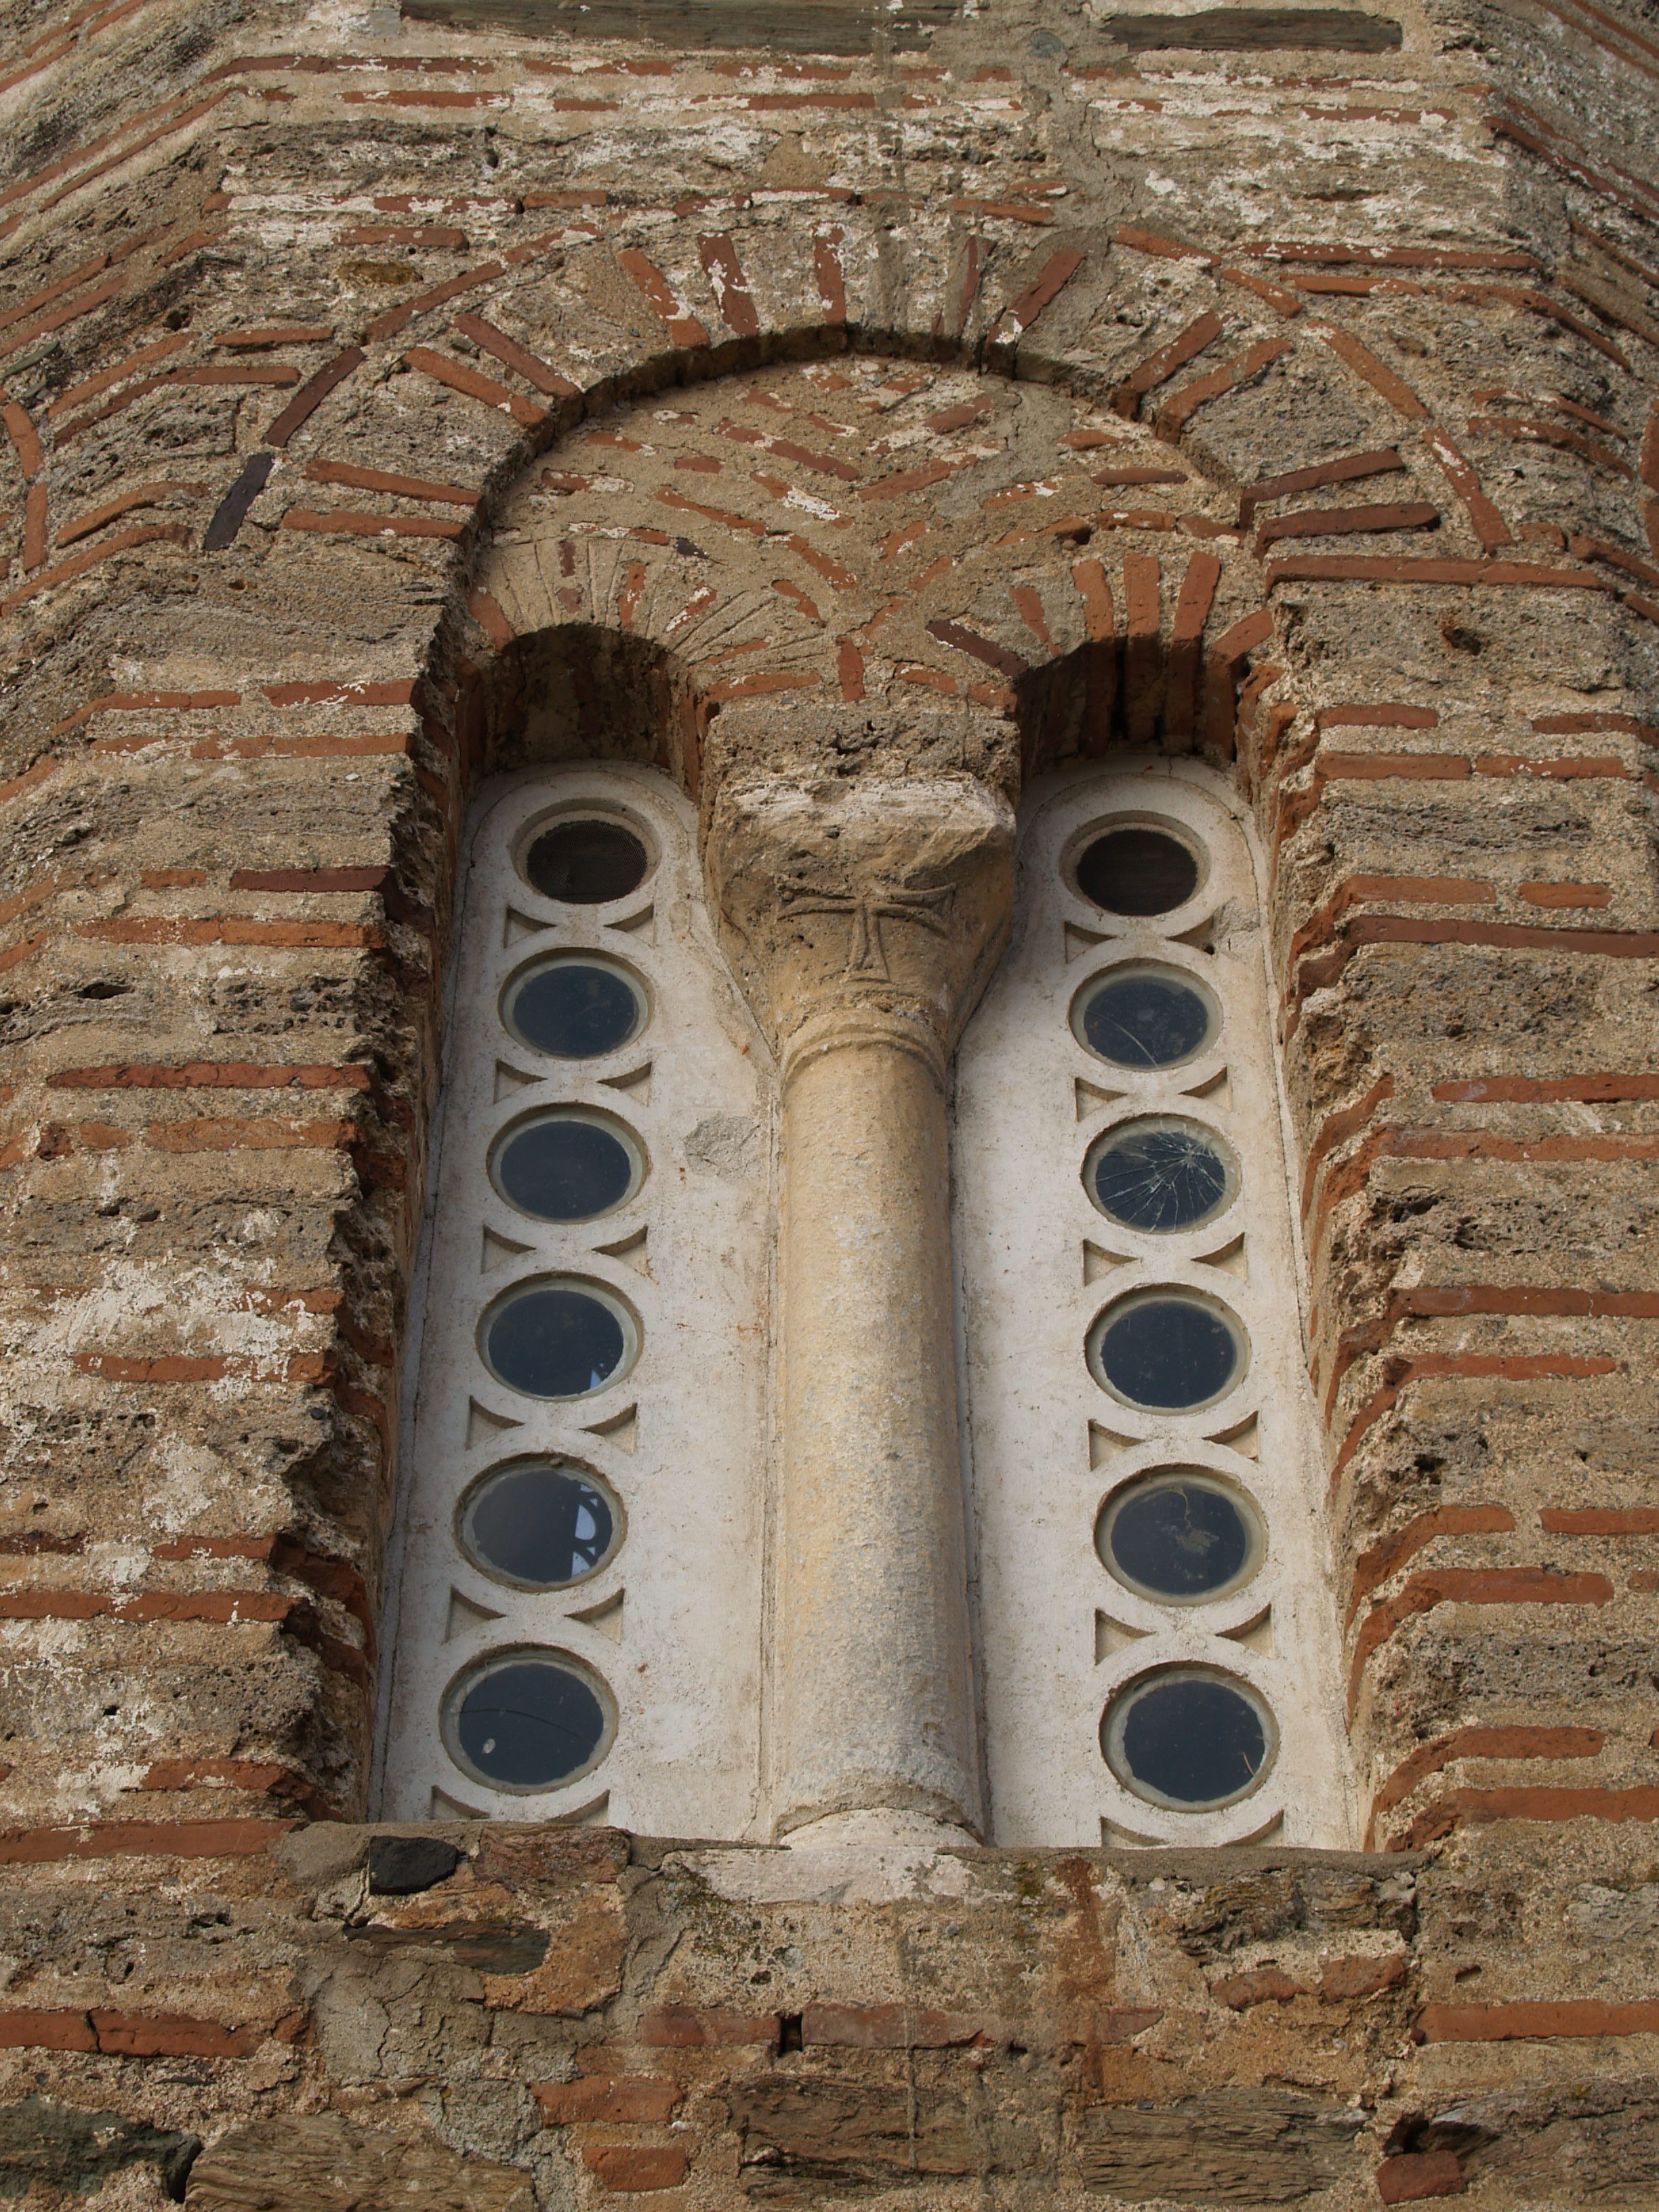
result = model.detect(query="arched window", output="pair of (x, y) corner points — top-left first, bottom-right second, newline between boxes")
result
(956, 764), (1353, 1848)
(375, 764), (772, 1833)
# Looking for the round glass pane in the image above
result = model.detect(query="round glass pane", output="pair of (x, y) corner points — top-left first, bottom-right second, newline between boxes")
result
(1074, 965), (1218, 1071)
(1076, 825), (1200, 916)
(445, 1650), (612, 1791)
(523, 818), (649, 905)
(1090, 1292), (1246, 1412)
(504, 957), (644, 1060)
(1103, 1668), (1275, 1809)
(459, 1461), (620, 1590)
(491, 1113), (641, 1223)
(1086, 1118), (1238, 1234)
(483, 1279), (635, 1400)
(1098, 1471), (1263, 1603)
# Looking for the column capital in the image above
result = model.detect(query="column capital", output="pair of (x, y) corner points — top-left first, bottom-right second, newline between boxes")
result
(703, 769), (1015, 1082)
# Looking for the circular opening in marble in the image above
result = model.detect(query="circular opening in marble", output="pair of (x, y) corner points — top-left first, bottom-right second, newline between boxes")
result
(458, 1460), (622, 1591)
(1088, 1290), (1247, 1413)
(443, 1647), (614, 1793)
(1072, 964), (1219, 1071)
(521, 817), (651, 905)
(502, 954), (647, 1061)
(481, 1278), (638, 1401)
(1084, 1118), (1239, 1234)
(1103, 1667), (1275, 1811)
(490, 1111), (643, 1223)
(1075, 823), (1201, 916)
(1097, 1471), (1264, 1604)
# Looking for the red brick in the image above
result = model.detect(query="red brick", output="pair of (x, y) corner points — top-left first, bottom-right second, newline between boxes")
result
(451, 313), (578, 397)
(304, 459), (476, 504)
(0, 523), (190, 614)
(535, 2076), (680, 2123)
(213, 324), (334, 348)
(1157, 337), (1290, 438)
(50, 1059), (370, 1097)
(1290, 875), (1493, 970)
(1319, 1952), (1406, 2002)
(698, 234), (760, 337)
(0, 251), (112, 335)
(279, 506), (466, 540)
(1258, 501), (1440, 548)
(813, 231), (846, 325)
(1212, 1967), (1304, 2009)
(1519, 880), (1610, 905)
(1370, 1726), (1601, 1834)
(362, 260), (507, 345)
(1315, 325), (1428, 417)
(1238, 446), (1405, 520)
(701, 669), (817, 705)
(1114, 224), (1208, 260)
(1266, 554), (1606, 588)
(926, 619), (1027, 680)
(91, 2010), (260, 2057)
(1094, 465), (1187, 487)
(638, 2005), (777, 2047)
(1351, 1570), (1613, 1712)
(1420, 1998), (1659, 2041)
(0, 2011), (96, 2050)
(78, 917), (382, 949)
(996, 245), (1085, 340)
(1422, 427), (1512, 549)
(262, 346), (365, 446)
(857, 459), (959, 500)
(583, 2146), (689, 2192)
(1217, 264), (1303, 315)
(801, 2003), (991, 2047)
(1269, 242), (1537, 270)
(262, 679), (414, 706)
(616, 249), (709, 350)
(1532, 710), (1659, 739)
(1347, 1506), (1517, 1620)
(1376, 2151), (1466, 2202)
(1541, 1507), (1659, 1533)
(1301, 1072), (1394, 1219)
(0, 1820), (290, 1864)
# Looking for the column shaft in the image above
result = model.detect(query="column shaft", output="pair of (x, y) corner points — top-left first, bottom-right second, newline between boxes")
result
(773, 1028), (977, 1835)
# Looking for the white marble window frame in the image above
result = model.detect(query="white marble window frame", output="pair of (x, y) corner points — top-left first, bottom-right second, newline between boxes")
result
(376, 764), (773, 1836)
(956, 760), (1357, 1850)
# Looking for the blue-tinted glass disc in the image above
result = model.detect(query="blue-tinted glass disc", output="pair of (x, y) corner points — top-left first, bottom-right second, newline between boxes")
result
(485, 1284), (629, 1399)
(494, 1115), (638, 1222)
(449, 1655), (608, 1788)
(1078, 969), (1216, 1069)
(506, 960), (642, 1059)
(1101, 1474), (1259, 1601)
(1109, 1673), (1270, 1808)
(1089, 1120), (1235, 1233)
(461, 1462), (619, 1589)
(523, 819), (647, 904)
(1076, 827), (1199, 916)
(1093, 1295), (1243, 1412)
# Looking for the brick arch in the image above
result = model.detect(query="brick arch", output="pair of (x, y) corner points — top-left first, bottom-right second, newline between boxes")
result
(439, 344), (1276, 808)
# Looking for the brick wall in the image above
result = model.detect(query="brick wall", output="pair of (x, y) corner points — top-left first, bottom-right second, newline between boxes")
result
(2, 0), (1659, 2196)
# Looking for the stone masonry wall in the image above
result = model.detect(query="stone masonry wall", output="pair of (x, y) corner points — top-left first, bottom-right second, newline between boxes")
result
(3, 0), (1659, 2196)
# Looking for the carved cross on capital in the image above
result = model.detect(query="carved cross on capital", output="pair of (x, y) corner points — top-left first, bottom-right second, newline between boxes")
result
(779, 878), (955, 981)
(703, 771), (1015, 1069)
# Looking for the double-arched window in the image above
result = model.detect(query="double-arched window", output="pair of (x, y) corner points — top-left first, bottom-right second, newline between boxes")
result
(379, 758), (1351, 1846)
